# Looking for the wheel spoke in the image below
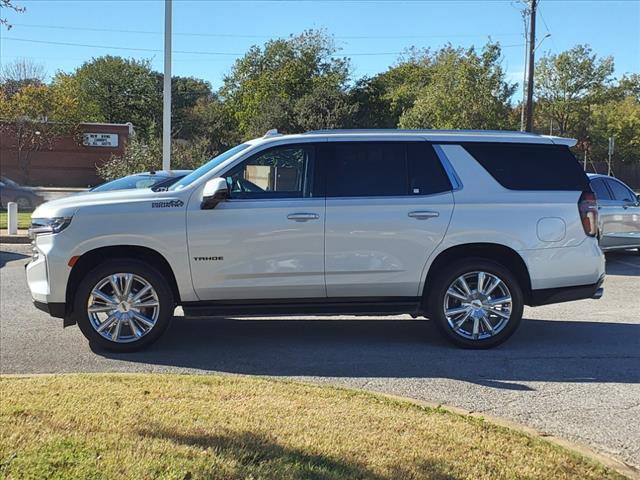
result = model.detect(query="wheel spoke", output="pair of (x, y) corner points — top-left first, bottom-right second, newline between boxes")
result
(487, 307), (510, 319)
(484, 278), (502, 297)
(452, 311), (472, 331)
(128, 317), (143, 337)
(487, 296), (511, 306)
(446, 288), (468, 302)
(132, 311), (155, 328)
(122, 273), (134, 297)
(110, 275), (123, 298)
(88, 305), (116, 313)
(91, 290), (116, 306)
(131, 285), (152, 302)
(111, 318), (122, 341)
(132, 300), (159, 309)
(480, 314), (494, 335)
(96, 314), (118, 333)
(472, 317), (480, 339)
(477, 272), (486, 294)
(445, 306), (470, 317)
(457, 276), (472, 296)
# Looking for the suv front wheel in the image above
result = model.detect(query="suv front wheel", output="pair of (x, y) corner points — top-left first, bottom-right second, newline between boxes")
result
(74, 259), (174, 352)
(427, 259), (524, 348)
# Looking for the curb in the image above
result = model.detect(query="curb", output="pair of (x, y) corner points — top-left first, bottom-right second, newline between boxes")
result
(371, 390), (640, 480)
(0, 235), (30, 244)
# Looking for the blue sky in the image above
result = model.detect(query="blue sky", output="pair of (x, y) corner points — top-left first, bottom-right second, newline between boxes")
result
(1, 0), (638, 100)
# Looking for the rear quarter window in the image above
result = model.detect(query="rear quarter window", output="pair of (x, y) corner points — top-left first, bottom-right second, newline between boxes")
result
(462, 143), (589, 191)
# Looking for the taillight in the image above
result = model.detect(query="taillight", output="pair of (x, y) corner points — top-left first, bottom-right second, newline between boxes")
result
(578, 191), (598, 237)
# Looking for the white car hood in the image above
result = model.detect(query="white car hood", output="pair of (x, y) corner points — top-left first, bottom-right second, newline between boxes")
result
(32, 188), (182, 218)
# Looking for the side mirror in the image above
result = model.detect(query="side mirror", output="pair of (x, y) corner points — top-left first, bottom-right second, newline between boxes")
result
(201, 177), (229, 209)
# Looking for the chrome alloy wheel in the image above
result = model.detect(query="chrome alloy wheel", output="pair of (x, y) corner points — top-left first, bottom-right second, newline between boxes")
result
(87, 273), (160, 343)
(443, 271), (513, 341)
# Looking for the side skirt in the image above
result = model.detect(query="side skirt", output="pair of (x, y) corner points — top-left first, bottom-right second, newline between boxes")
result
(181, 297), (422, 317)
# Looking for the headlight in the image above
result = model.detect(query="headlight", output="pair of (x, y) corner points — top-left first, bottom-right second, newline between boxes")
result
(28, 217), (73, 238)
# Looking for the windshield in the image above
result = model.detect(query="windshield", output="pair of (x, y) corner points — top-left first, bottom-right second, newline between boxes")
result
(91, 175), (167, 192)
(169, 143), (251, 191)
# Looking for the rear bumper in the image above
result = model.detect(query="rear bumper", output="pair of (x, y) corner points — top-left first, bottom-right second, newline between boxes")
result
(529, 275), (605, 306)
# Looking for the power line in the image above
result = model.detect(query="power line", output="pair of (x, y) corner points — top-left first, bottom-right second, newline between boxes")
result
(1, 36), (524, 58)
(10, 22), (522, 41)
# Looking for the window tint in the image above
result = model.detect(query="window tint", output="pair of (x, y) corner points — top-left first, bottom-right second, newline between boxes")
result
(408, 143), (452, 195)
(326, 142), (407, 197)
(225, 145), (314, 199)
(324, 142), (451, 198)
(605, 179), (634, 202)
(590, 178), (612, 200)
(463, 143), (589, 191)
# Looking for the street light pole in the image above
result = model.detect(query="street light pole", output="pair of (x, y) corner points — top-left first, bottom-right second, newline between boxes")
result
(162, 0), (172, 171)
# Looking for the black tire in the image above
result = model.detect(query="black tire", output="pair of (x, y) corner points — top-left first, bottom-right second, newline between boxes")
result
(74, 259), (174, 352)
(427, 258), (524, 349)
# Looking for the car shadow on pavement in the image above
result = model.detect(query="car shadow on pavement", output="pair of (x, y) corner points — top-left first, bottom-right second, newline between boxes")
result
(606, 251), (640, 276)
(0, 251), (29, 268)
(96, 316), (640, 389)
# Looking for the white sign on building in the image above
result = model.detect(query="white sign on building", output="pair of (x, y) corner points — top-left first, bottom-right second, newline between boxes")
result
(83, 133), (119, 147)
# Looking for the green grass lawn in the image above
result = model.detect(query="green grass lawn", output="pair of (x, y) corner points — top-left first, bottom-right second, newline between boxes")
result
(0, 374), (627, 480)
(0, 212), (31, 230)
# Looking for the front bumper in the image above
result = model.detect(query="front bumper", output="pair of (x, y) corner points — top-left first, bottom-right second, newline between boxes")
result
(33, 300), (66, 318)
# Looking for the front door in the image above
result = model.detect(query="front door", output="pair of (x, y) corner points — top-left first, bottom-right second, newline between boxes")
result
(187, 143), (326, 300)
(322, 141), (454, 298)
(600, 177), (640, 249)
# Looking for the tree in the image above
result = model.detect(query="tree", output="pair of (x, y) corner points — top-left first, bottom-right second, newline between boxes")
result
(0, 83), (84, 183)
(399, 43), (516, 130)
(0, 0), (25, 29)
(56, 56), (162, 138)
(535, 45), (614, 137)
(221, 30), (354, 137)
(590, 95), (640, 167)
(350, 49), (432, 128)
(0, 58), (46, 97)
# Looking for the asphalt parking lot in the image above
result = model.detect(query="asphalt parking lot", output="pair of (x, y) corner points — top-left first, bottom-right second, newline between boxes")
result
(1, 244), (639, 471)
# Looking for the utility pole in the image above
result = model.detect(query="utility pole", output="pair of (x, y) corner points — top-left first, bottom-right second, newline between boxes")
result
(519, 13), (529, 131)
(162, 0), (172, 171)
(524, 0), (537, 132)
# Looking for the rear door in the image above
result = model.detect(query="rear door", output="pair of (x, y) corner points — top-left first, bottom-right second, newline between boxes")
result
(322, 140), (454, 298)
(602, 178), (640, 249)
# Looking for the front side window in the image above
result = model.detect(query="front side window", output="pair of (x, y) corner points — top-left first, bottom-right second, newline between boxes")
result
(225, 144), (314, 199)
(605, 179), (635, 202)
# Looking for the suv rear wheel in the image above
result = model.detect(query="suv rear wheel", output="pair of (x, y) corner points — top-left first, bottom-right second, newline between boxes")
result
(74, 259), (174, 352)
(427, 259), (524, 348)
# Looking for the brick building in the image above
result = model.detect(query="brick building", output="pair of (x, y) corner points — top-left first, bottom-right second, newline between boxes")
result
(0, 122), (132, 187)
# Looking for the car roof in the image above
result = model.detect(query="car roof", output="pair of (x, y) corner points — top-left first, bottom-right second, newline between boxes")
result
(251, 129), (577, 147)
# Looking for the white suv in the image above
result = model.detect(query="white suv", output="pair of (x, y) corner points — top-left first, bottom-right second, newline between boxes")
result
(27, 130), (605, 351)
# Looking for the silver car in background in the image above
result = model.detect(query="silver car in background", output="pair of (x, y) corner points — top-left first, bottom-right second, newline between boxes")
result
(588, 173), (640, 252)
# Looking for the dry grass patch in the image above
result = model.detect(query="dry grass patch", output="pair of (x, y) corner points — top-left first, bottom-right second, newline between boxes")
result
(0, 374), (627, 480)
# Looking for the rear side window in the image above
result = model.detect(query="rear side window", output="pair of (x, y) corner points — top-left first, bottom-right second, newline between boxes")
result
(324, 142), (451, 197)
(463, 143), (589, 191)
(590, 178), (612, 200)
(605, 179), (635, 202)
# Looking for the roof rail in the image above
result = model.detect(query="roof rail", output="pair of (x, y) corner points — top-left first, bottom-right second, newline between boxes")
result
(303, 128), (540, 135)
(263, 129), (282, 138)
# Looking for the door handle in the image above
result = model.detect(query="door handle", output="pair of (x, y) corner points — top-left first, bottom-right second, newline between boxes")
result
(287, 212), (320, 222)
(408, 211), (440, 220)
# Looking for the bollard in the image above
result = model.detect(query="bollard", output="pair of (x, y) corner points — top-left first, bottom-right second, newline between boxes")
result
(7, 202), (18, 235)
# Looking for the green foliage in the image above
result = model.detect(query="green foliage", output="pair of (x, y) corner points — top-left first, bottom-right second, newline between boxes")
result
(535, 45), (614, 137)
(399, 43), (516, 130)
(56, 56), (162, 138)
(97, 135), (213, 181)
(221, 30), (354, 137)
(590, 96), (640, 165)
